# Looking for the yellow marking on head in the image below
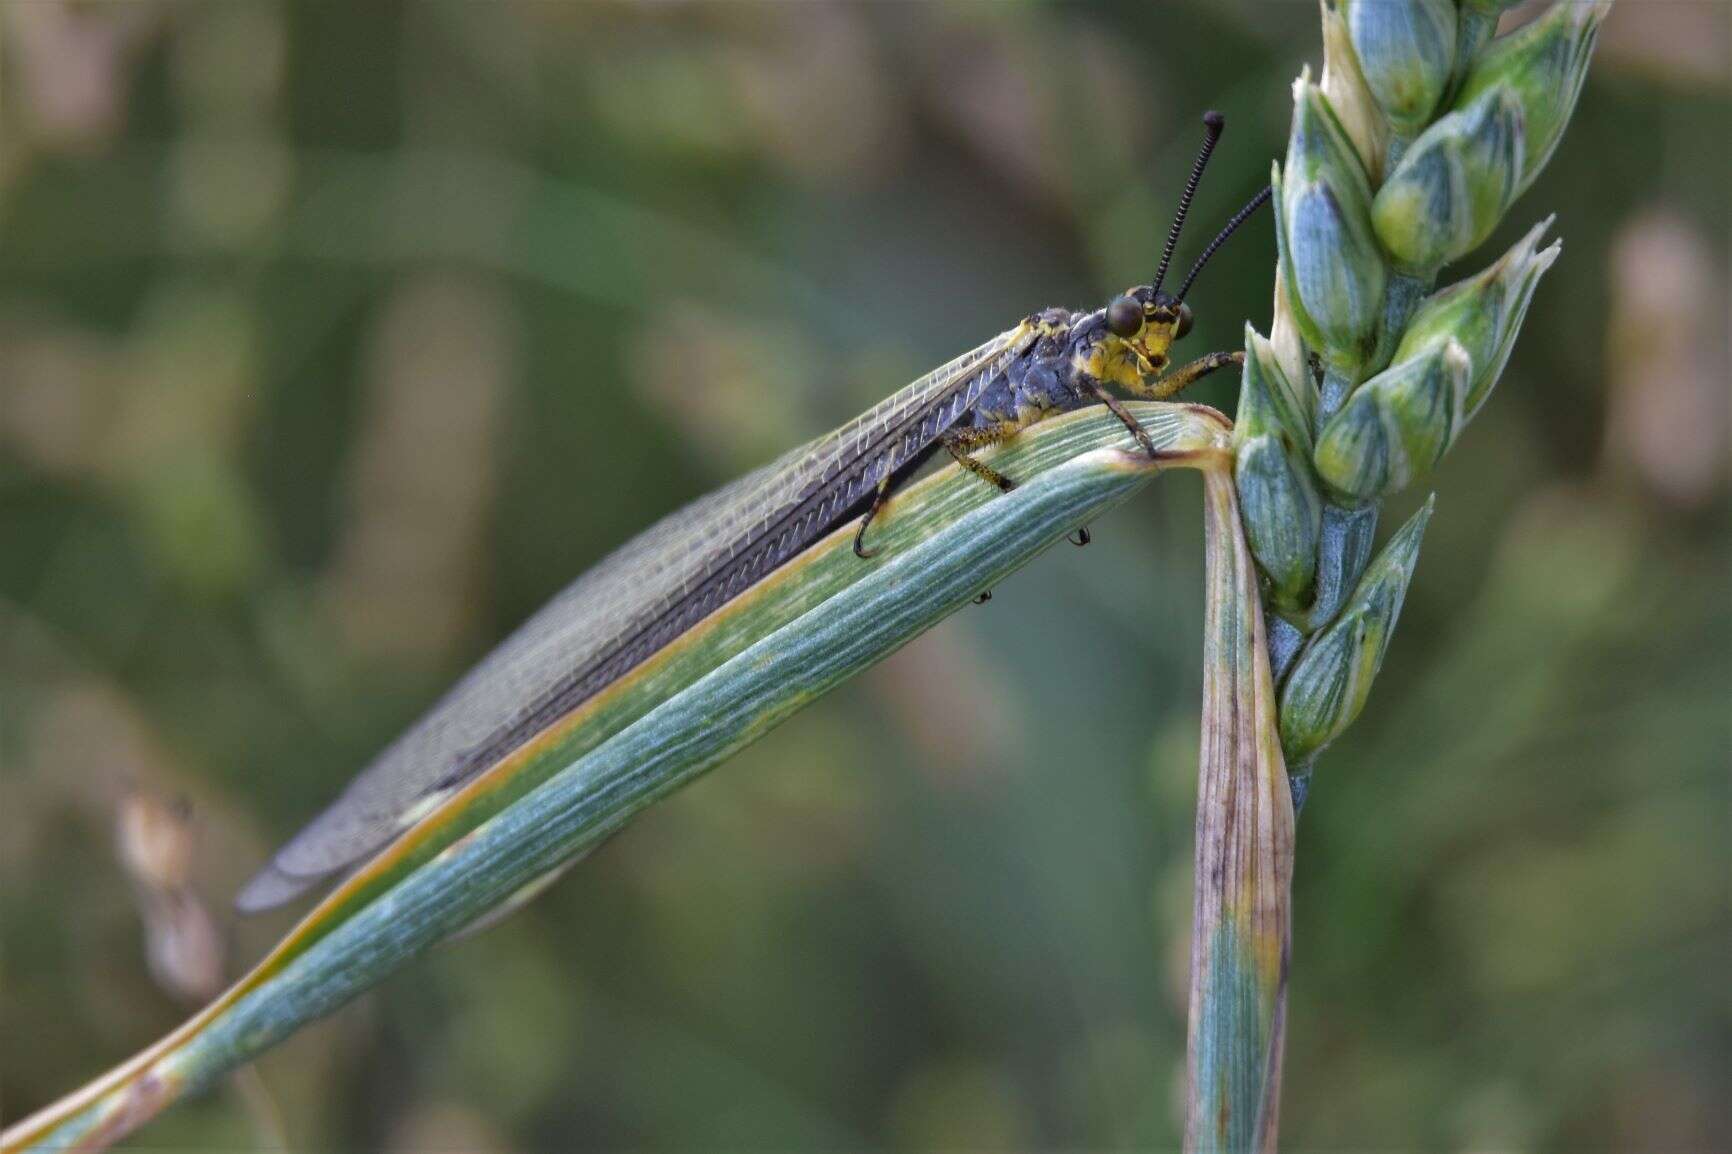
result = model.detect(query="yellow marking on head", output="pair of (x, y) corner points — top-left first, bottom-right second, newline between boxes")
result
(1131, 302), (1184, 372)
(1094, 293), (1190, 391)
(1078, 333), (1164, 393)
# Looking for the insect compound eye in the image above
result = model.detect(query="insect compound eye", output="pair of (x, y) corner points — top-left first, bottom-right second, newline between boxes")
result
(1175, 302), (1194, 340)
(1106, 295), (1143, 339)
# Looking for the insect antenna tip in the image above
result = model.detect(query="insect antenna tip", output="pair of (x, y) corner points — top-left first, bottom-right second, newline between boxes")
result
(1151, 114), (1229, 296)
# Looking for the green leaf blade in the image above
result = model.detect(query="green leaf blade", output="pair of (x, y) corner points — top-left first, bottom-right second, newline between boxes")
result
(5, 401), (1230, 1154)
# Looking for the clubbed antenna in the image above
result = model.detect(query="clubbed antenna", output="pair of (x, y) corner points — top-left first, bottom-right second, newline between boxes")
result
(1151, 110), (1227, 297)
(1174, 184), (1273, 304)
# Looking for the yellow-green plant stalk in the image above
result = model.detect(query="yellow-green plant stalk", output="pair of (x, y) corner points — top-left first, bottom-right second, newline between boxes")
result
(1373, 87), (1525, 275)
(1184, 468), (1295, 1154)
(1197, 2), (1608, 1149)
(1250, 0), (1607, 741)
(1278, 498), (1432, 763)
(1315, 221), (1560, 498)
(1272, 77), (1387, 380)
(1233, 326), (1321, 613)
(2, 404), (1235, 1154)
(1343, 0), (1456, 143)
(1450, 0), (1524, 95)
(1454, 2), (1609, 196)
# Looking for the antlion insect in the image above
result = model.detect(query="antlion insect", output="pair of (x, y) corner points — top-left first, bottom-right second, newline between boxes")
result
(237, 112), (1269, 913)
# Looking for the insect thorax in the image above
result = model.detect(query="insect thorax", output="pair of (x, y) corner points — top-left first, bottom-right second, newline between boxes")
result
(972, 306), (1159, 428)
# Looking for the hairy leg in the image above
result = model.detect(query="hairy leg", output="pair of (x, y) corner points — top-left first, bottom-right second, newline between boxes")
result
(1129, 350), (1244, 401)
(941, 422), (1023, 493)
(1077, 379), (1160, 457)
(852, 472), (894, 559)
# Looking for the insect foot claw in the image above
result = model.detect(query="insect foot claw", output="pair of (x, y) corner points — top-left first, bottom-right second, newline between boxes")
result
(1068, 527), (1092, 547)
(973, 589), (993, 604)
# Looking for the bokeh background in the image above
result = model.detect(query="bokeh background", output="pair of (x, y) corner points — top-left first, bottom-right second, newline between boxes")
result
(2, 2), (1727, 1149)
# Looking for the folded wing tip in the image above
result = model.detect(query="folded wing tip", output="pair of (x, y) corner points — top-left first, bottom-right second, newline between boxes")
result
(234, 861), (322, 913)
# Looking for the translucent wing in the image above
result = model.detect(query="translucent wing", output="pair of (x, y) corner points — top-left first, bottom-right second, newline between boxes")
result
(237, 327), (1027, 910)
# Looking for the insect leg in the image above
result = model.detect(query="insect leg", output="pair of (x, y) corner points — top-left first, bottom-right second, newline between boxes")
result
(1131, 350), (1244, 401)
(944, 422), (1089, 548)
(941, 423), (1022, 493)
(852, 472), (894, 559)
(1078, 379), (1160, 458)
(856, 421), (1026, 560)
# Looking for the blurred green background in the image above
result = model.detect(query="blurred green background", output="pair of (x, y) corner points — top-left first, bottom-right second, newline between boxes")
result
(1, 2), (1726, 1149)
